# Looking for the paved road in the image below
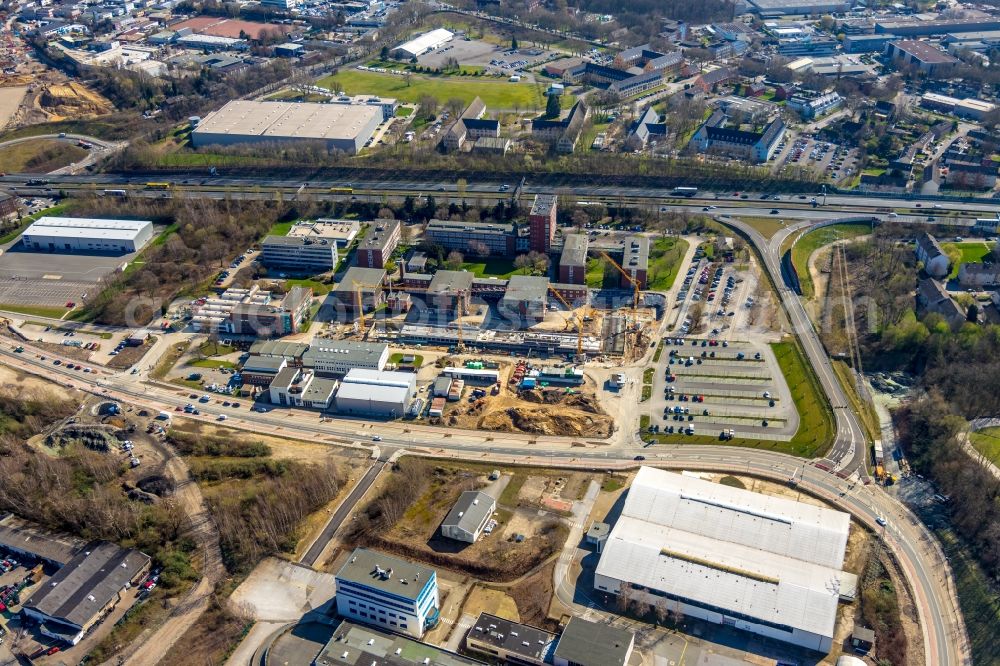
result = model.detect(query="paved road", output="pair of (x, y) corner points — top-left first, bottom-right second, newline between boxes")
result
(0, 339), (970, 666)
(300, 459), (387, 567)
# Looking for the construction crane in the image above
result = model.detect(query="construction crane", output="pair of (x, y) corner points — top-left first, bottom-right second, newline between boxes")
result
(352, 281), (384, 337)
(598, 250), (641, 311)
(598, 250), (645, 360)
(546, 285), (585, 359)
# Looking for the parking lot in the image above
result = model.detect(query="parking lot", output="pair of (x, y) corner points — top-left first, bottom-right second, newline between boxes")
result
(416, 38), (555, 79)
(774, 135), (859, 183)
(650, 338), (798, 440)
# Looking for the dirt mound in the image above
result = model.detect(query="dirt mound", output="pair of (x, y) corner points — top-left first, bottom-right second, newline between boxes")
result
(479, 406), (612, 437)
(519, 390), (602, 414)
(40, 82), (112, 119)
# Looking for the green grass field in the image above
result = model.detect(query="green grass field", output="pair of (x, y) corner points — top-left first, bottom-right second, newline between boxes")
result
(942, 241), (994, 279)
(282, 278), (331, 295)
(792, 223), (874, 299)
(0, 304), (71, 319)
(648, 237), (689, 292)
(772, 341), (835, 457)
(317, 69), (547, 110)
(267, 221), (294, 237)
(970, 427), (1000, 467)
(459, 257), (525, 278)
(0, 139), (87, 173)
(585, 257), (608, 288)
(735, 216), (790, 239)
(389, 352), (424, 368)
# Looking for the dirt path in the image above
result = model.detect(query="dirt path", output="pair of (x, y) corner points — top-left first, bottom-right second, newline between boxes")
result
(102, 449), (225, 666)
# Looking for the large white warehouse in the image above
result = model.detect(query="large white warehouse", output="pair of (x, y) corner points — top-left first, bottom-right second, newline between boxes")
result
(21, 217), (154, 254)
(594, 467), (855, 653)
(191, 100), (382, 155)
(335, 368), (416, 417)
(392, 28), (454, 59)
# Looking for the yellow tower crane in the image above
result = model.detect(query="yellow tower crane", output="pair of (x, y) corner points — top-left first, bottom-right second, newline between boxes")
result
(353, 281), (385, 337)
(546, 285), (586, 359)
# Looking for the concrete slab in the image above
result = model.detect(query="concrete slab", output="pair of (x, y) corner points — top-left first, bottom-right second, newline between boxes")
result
(229, 557), (338, 622)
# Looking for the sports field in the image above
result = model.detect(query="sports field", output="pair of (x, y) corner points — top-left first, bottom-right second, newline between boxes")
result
(317, 69), (547, 110)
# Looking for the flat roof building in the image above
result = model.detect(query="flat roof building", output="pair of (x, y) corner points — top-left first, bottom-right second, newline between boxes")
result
(528, 194), (558, 253)
(334, 548), (440, 638)
(22, 541), (150, 645)
(621, 235), (650, 290)
(191, 100), (381, 155)
(331, 266), (387, 314)
(288, 219), (361, 247)
(21, 217), (154, 255)
(425, 219), (515, 256)
(553, 617), (634, 666)
(301, 340), (389, 376)
(268, 367), (337, 410)
(356, 219), (401, 269)
(886, 40), (959, 73)
(335, 369), (416, 417)
(440, 490), (496, 543)
(559, 234), (589, 285)
(315, 620), (480, 665)
(261, 235), (338, 271)
(747, 0), (849, 13)
(500, 275), (549, 327)
(427, 270), (475, 316)
(393, 28), (454, 59)
(466, 612), (556, 665)
(593, 467), (854, 652)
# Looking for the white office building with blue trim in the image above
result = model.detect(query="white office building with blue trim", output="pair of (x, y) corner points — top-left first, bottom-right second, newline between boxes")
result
(335, 548), (440, 638)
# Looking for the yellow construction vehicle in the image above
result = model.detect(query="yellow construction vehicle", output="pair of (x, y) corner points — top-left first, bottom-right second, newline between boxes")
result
(547, 285), (586, 358)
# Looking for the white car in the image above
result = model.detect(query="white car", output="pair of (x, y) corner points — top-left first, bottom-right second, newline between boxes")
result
(372, 435), (383, 442)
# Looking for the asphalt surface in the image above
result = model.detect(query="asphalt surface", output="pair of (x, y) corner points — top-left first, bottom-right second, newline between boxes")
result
(300, 459), (387, 567)
(0, 176), (980, 664)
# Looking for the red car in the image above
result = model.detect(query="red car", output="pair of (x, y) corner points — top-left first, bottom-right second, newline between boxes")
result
(65, 301), (75, 308)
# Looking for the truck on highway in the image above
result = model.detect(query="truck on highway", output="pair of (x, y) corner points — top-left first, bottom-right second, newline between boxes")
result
(672, 186), (698, 197)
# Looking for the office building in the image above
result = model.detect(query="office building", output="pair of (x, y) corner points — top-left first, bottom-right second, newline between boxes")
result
(331, 266), (387, 314)
(425, 219), (515, 256)
(191, 100), (381, 155)
(559, 234), (589, 284)
(329, 94), (399, 121)
(315, 620), (481, 666)
(288, 219), (361, 247)
(228, 286), (312, 337)
(886, 40), (958, 74)
(747, 0), (849, 14)
(621, 235), (649, 290)
(426, 270), (475, 316)
(443, 97), (499, 152)
(876, 17), (1000, 36)
(500, 275), (548, 325)
(528, 194), (558, 253)
(552, 617), (634, 666)
(261, 235), (337, 271)
(531, 102), (589, 153)
(440, 491), (496, 543)
(335, 548), (439, 638)
(268, 367), (337, 409)
(240, 355), (287, 387)
(21, 217), (153, 254)
(392, 28), (454, 59)
(787, 90), (842, 119)
(465, 613), (556, 665)
(301, 340), (389, 376)
(22, 541), (150, 645)
(691, 110), (786, 163)
(335, 369), (416, 417)
(594, 467), (856, 652)
(356, 219), (401, 269)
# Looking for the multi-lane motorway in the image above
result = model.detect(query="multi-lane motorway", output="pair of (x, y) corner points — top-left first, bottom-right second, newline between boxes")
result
(0, 173), (985, 664)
